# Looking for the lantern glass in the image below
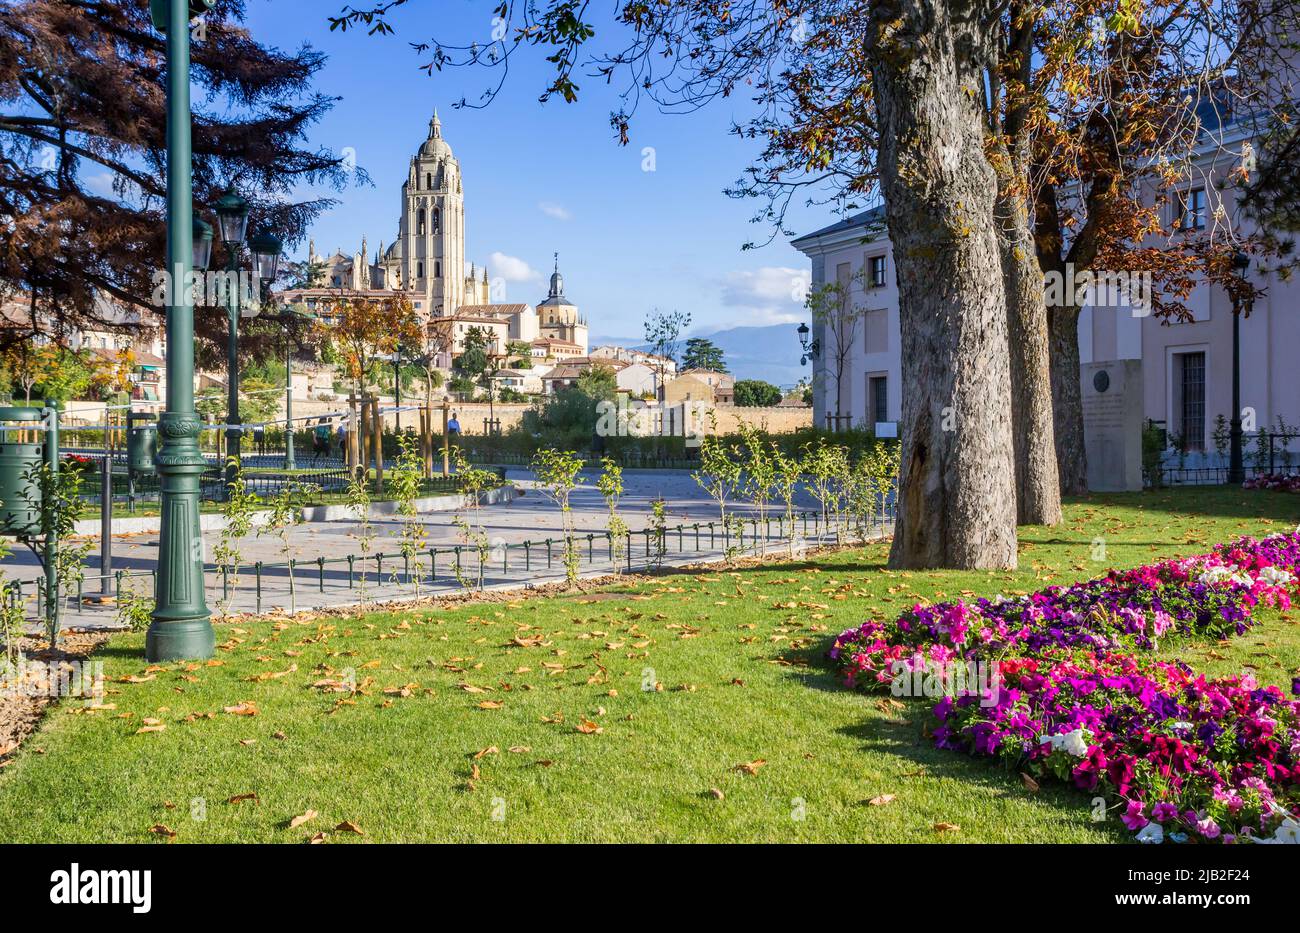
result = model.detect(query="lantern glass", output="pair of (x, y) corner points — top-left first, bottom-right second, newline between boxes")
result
(249, 232), (282, 282)
(214, 188), (249, 244)
(192, 218), (213, 271)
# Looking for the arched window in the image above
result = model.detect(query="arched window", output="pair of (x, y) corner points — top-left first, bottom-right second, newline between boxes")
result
(417, 261), (424, 279)
(432, 208), (441, 234)
(416, 208), (426, 236)
(434, 261), (441, 278)
(426, 173), (432, 189)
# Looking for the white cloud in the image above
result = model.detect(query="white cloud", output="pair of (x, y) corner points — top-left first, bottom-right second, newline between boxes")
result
(487, 251), (540, 282)
(83, 172), (117, 196)
(717, 266), (811, 326)
(538, 201), (572, 221)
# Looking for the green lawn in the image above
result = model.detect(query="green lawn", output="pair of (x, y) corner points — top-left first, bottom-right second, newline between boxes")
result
(2, 486), (1298, 843)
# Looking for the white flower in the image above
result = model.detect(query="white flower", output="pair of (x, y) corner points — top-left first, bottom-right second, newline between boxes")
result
(1198, 566), (1234, 585)
(1061, 728), (1090, 757)
(1258, 566), (1294, 587)
(1171, 721), (1193, 731)
(1135, 822), (1164, 844)
(1254, 817), (1300, 845)
(1039, 728), (1090, 757)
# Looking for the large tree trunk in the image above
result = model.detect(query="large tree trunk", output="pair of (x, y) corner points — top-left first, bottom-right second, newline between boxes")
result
(1047, 295), (1088, 494)
(870, 0), (1018, 570)
(994, 156), (1062, 525)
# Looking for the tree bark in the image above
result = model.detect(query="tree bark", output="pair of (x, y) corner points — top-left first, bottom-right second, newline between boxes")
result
(1047, 292), (1088, 494)
(993, 163), (1062, 524)
(870, 0), (1018, 570)
(1035, 170), (1098, 497)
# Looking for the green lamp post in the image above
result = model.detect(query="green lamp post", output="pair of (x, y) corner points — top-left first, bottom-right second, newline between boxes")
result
(214, 187), (250, 486)
(267, 301), (316, 471)
(146, 0), (217, 662)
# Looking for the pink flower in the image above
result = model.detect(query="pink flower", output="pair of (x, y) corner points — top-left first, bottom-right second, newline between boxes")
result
(1121, 800), (1149, 830)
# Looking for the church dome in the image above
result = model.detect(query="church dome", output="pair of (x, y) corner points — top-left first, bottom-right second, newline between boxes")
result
(420, 110), (453, 159)
(538, 253), (572, 307)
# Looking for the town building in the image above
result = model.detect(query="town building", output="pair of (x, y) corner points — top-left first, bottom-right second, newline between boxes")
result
(283, 111), (589, 361)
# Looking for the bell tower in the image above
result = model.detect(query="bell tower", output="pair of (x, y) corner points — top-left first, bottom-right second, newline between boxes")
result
(394, 109), (466, 315)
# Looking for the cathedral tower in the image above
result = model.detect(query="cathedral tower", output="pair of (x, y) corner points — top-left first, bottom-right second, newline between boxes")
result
(387, 110), (466, 315)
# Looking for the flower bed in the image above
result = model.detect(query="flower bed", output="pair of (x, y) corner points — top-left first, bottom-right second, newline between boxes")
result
(830, 532), (1300, 843)
(1243, 473), (1300, 493)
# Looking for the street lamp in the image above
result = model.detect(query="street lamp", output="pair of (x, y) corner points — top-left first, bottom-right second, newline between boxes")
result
(192, 218), (213, 272)
(1227, 250), (1251, 485)
(249, 231), (282, 283)
(146, 0), (217, 662)
(266, 300), (314, 470)
(797, 321), (820, 366)
(391, 343), (406, 433)
(214, 187), (250, 486)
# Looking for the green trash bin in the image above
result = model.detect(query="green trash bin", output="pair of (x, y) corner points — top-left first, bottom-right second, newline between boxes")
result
(0, 407), (46, 538)
(128, 414), (158, 476)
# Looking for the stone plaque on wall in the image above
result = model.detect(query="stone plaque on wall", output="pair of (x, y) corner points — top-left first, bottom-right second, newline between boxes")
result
(1082, 359), (1143, 492)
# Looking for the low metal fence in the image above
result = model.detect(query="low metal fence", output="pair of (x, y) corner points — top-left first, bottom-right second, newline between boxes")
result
(15, 504), (896, 634)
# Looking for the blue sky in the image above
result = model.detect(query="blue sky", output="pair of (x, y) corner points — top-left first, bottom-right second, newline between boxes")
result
(239, 0), (829, 341)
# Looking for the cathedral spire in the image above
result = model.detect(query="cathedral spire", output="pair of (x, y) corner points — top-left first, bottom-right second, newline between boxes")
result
(428, 108), (442, 138)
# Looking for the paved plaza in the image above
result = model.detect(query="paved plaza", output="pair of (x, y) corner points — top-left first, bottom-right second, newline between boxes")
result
(1, 469), (881, 631)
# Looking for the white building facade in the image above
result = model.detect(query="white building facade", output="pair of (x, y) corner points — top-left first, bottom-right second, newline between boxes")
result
(790, 206), (900, 435)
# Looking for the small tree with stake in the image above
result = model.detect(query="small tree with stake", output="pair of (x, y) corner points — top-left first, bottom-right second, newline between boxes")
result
(532, 448), (584, 586)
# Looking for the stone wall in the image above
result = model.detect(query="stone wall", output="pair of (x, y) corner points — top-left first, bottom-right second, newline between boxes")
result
(280, 398), (812, 436)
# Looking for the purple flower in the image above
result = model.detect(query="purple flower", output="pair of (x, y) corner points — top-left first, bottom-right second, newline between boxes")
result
(1121, 800), (1149, 830)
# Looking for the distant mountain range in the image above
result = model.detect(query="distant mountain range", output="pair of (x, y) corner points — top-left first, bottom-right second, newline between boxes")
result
(588, 323), (808, 388)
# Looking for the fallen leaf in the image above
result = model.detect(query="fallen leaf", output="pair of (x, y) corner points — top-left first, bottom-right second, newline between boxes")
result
(1020, 773), (1040, 793)
(289, 809), (318, 829)
(576, 719), (603, 735)
(933, 822), (961, 833)
(867, 794), (896, 807)
(334, 820), (365, 835)
(732, 759), (767, 776)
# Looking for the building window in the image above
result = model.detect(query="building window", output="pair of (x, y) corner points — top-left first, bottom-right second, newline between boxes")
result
(417, 261), (423, 279)
(1180, 188), (1206, 231)
(868, 255), (887, 288)
(1179, 351), (1206, 451)
(869, 376), (888, 424)
(416, 208), (426, 235)
(426, 173), (432, 189)
(434, 261), (440, 278)
(433, 208), (440, 234)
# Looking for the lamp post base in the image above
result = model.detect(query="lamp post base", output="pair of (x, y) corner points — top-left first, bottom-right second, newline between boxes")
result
(146, 616), (215, 662)
(147, 411), (213, 662)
